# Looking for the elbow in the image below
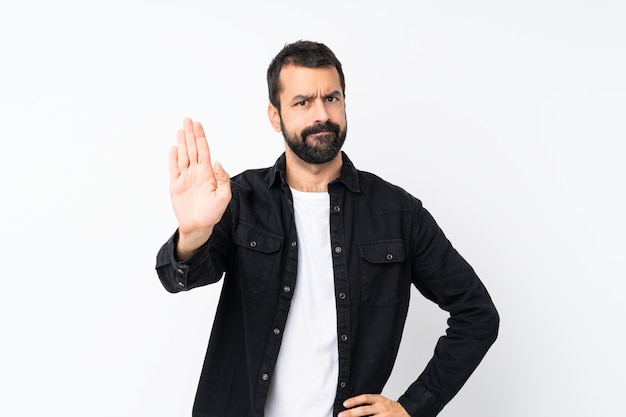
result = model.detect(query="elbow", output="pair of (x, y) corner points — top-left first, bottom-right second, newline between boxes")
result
(464, 299), (500, 348)
(484, 302), (500, 346)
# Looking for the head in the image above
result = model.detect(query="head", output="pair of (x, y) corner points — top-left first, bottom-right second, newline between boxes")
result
(267, 40), (346, 111)
(267, 41), (348, 164)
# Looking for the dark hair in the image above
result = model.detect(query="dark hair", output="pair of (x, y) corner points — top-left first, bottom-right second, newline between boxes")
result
(267, 40), (345, 110)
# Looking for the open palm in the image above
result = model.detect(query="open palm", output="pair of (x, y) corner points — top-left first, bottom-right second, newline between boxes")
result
(169, 118), (231, 256)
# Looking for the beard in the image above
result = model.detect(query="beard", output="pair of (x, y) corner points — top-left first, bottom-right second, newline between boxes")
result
(281, 118), (347, 164)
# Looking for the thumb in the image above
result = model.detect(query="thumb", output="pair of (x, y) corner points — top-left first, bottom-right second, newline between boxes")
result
(213, 161), (230, 185)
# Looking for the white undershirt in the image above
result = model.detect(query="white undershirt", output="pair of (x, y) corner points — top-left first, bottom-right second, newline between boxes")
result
(264, 188), (338, 417)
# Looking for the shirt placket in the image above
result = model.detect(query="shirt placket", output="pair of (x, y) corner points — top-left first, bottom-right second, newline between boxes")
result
(328, 184), (352, 410)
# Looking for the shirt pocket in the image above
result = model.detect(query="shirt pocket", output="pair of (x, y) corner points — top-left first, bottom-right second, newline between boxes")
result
(358, 239), (406, 307)
(234, 223), (283, 296)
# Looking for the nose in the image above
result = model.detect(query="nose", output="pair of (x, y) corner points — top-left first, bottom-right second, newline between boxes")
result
(312, 98), (330, 123)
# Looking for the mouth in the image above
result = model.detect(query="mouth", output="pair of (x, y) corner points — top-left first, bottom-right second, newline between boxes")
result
(305, 131), (335, 143)
(308, 131), (333, 137)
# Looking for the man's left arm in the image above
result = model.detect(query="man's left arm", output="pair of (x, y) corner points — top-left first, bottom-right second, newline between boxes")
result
(395, 205), (500, 416)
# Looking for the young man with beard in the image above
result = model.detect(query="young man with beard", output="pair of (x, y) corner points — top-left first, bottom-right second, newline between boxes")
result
(156, 41), (499, 417)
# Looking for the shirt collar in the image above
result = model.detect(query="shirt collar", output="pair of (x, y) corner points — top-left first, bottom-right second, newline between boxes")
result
(267, 151), (360, 193)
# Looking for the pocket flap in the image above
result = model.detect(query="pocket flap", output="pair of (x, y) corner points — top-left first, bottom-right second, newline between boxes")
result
(358, 239), (405, 264)
(234, 223), (282, 254)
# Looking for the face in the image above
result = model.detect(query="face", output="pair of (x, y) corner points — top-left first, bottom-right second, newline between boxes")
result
(268, 65), (347, 164)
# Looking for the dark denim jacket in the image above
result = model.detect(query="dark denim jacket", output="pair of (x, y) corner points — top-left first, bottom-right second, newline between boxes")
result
(156, 152), (499, 417)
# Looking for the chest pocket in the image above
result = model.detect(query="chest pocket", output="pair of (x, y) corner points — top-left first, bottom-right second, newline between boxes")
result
(358, 239), (406, 307)
(234, 223), (282, 296)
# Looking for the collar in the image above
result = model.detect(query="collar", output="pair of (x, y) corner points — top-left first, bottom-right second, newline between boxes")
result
(267, 151), (360, 193)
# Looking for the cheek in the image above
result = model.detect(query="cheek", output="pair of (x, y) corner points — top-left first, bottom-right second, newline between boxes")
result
(331, 108), (347, 126)
(281, 114), (307, 133)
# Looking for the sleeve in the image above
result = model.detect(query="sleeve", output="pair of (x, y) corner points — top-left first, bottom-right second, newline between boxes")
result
(155, 206), (233, 293)
(397, 205), (500, 417)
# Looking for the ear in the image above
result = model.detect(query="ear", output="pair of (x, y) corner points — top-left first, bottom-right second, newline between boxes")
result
(268, 103), (282, 132)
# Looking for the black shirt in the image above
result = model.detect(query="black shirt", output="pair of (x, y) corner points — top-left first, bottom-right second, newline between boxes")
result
(156, 152), (499, 417)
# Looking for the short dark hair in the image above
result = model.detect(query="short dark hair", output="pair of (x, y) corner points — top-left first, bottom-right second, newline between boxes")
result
(267, 40), (345, 111)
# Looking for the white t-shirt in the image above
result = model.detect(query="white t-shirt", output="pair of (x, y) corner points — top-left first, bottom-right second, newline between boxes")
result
(264, 188), (338, 417)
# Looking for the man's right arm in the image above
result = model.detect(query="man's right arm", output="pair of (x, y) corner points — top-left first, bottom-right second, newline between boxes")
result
(169, 117), (231, 260)
(155, 117), (232, 292)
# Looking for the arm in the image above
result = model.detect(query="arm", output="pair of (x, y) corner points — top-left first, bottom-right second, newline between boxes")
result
(398, 206), (499, 416)
(155, 118), (232, 292)
(169, 117), (231, 260)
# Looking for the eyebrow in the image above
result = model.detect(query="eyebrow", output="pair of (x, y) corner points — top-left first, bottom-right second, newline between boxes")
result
(290, 90), (343, 103)
(291, 94), (315, 103)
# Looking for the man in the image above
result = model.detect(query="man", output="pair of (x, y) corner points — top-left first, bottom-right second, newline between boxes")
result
(156, 40), (499, 417)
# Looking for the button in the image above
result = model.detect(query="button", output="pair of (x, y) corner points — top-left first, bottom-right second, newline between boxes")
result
(340, 381), (346, 388)
(334, 246), (342, 254)
(283, 286), (291, 293)
(333, 206), (341, 212)
(249, 241), (257, 248)
(177, 281), (184, 287)
(341, 334), (348, 342)
(339, 292), (346, 300)
(262, 373), (269, 381)
(291, 241), (297, 247)
(273, 328), (281, 335)
(176, 268), (184, 275)
(386, 253), (393, 261)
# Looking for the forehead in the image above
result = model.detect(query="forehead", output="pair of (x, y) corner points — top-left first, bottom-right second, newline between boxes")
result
(278, 65), (342, 97)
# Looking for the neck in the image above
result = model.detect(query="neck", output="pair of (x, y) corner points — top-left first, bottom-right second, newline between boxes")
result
(285, 151), (342, 192)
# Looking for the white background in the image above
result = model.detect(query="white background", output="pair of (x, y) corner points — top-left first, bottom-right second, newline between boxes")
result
(1, 1), (624, 416)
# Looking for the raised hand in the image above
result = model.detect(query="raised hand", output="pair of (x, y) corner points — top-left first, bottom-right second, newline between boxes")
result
(169, 118), (231, 259)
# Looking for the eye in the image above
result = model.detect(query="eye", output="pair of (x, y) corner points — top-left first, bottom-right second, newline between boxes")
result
(326, 96), (337, 102)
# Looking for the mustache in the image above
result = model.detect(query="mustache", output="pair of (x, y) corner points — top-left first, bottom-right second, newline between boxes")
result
(301, 122), (341, 139)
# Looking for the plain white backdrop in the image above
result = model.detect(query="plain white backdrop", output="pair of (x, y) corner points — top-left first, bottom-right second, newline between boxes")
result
(1, 1), (624, 416)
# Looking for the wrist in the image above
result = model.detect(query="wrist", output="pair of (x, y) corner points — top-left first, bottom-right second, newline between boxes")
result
(176, 227), (213, 260)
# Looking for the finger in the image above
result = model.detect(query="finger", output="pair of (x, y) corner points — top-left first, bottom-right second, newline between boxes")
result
(340, 404), (375, 417)
(193, 121), (213, 168)
(341, 394), (376, 417)
(169, 145), (179, 181)
(214, 161), (230, 186)
(344, 394), (376, 408)
(184, 117), (199, 165)
(176, 128), (189, 170)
